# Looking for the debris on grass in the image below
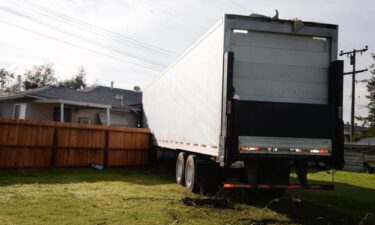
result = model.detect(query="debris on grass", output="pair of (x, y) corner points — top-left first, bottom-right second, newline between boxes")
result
(90, 163), (104, 170)
(181, 196), (234, 209)
(359, 212), (373, 225)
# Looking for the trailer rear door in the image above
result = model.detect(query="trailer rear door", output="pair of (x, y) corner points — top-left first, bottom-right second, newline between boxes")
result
(231, 30), (331, 104)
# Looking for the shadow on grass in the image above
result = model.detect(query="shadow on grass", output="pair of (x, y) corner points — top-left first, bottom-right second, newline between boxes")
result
(0, 162), (176, 187)
(182, 180), (375, 225)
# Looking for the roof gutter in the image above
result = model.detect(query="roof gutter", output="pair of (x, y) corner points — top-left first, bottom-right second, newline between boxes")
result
(24, 94), (47, 100)
(0, 93), (47, 101)
(35, 99), (112, 109)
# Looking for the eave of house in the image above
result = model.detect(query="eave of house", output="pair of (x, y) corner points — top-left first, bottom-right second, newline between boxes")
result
(34, 99), (112, 109)
(0, 86), (142, 111)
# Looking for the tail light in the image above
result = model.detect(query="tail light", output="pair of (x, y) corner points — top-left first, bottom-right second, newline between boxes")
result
(238, 146), (331, 154)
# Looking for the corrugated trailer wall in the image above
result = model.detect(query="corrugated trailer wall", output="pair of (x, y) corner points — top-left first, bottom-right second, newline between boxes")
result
(143, 19), (225, 157)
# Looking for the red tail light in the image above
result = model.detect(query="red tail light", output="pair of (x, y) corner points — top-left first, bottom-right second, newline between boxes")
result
(239, 146), (249, 151)
(238, 146), (260, 151)
(223, 183), (236, 188)
(319, 149), (330, 154)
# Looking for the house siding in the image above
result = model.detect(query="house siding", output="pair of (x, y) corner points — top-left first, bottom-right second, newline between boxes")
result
(0, 100), (139, 127)
(111, 110), (139, 127)
(72, 108), (102, 124)
(26, 102), (56, 121)
(0, 100), (56, 121)
(70, 109), (138, 126)
(0, 101), (15, 118)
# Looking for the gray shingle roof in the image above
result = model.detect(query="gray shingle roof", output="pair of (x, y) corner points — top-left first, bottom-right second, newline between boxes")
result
(356, 137), (375, 145)
(0, 86), (142, 108)
(83, 86), (142, 106)
(344, 124), (367, 135)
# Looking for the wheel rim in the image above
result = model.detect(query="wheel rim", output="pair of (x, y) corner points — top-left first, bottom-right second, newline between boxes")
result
(185, 161), (193, 187)
(176, 157), (183, 181)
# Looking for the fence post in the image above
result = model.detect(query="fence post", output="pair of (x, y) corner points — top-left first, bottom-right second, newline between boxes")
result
(104, 130), (109, 167)
(147, 132), (153, 166)
(51, 127), (58, 167)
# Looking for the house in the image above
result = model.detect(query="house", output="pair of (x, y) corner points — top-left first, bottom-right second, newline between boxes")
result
(344, 123), (368, 142)
(356, 137), (375, 145)
(0, 85), (142, 127)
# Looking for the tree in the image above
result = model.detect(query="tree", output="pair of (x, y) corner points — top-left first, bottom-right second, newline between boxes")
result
(0, 68), (14, 92)
(354, 54), (375, 140)
(58, 66), (87, 89)
(23, 63), (57, 90)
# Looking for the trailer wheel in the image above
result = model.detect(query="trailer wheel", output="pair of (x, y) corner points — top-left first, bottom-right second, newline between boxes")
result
(185, 155), (198, 193)
(176, 152), (186, 185)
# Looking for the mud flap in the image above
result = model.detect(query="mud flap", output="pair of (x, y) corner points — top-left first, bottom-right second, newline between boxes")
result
(245, 160), (291, 185)
(295, 160), (308, 186)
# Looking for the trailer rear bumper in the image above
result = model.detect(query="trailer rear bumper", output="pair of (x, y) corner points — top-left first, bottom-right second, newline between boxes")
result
(238, 136), (332, 154)
(235, 153), (332, 161)
(223, 183), (333, 190)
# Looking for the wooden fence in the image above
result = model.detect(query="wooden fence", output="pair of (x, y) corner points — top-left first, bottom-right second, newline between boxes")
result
(344, 144), (375, 172)
(0, 118), (150, 168)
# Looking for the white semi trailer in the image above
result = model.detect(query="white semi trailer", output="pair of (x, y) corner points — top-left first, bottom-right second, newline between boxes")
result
(143, 14), (344, 192)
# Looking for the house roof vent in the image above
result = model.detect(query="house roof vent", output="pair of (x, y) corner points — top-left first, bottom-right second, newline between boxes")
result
(133, 86), (140, 92)
(114, 94), (123, 100)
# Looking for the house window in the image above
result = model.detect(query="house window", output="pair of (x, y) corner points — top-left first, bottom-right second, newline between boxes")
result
(79, 117), (90, 124)
(13, 103), (27, 119)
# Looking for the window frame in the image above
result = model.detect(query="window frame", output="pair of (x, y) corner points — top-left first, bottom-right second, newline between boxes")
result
(13, 103), (27, 119)
(79, 117), (91, 125)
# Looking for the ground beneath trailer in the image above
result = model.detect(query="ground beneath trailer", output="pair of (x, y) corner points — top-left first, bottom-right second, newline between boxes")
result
(0, 165), (374, 225)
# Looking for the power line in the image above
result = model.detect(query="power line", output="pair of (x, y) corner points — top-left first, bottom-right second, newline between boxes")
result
(21, 0), (177, 56)
(144, 1), (207, 31)
(15, 0), (176, 57)
(1, 6), (167, 68)
(227, 0), (251, 12)
(0, 18), (161, 74)
(8, 0), (177, 57)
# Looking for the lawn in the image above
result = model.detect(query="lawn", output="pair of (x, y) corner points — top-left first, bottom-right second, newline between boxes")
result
(0, 166), (374, 225)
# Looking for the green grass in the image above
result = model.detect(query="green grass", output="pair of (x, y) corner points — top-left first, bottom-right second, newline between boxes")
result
(0, 167), (374, 225)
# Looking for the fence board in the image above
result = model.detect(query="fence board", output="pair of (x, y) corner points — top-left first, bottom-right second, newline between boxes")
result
(0, 118), (150, 168)
(55, 148), (105, 167)
(344, 144), (375, 172)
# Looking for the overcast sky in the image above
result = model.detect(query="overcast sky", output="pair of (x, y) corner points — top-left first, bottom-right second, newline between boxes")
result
(0, 0), (374, 123)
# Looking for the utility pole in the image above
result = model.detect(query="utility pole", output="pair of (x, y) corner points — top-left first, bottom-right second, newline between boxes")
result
(340, 46), (368, 142)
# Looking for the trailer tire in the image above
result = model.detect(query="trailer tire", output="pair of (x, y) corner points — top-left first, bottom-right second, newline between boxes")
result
(176, 152), (187, 186)
(185, 155), (199, 193)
